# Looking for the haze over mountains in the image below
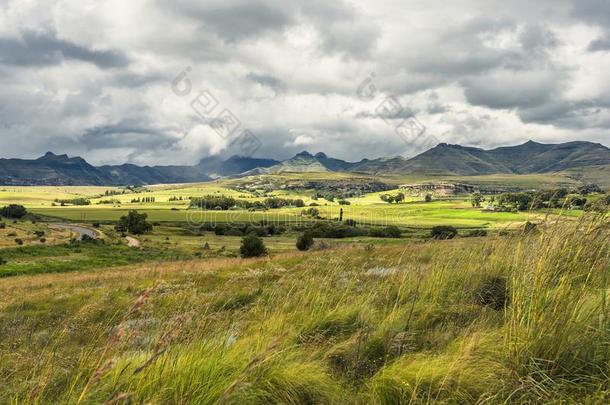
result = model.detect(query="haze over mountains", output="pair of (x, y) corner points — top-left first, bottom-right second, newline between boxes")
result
(1, 141), (609, 186)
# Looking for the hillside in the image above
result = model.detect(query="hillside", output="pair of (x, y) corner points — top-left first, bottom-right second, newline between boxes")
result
(359, 140), (610, 176)
(1, 220), (608, 403)
(1, 140), (609, 185)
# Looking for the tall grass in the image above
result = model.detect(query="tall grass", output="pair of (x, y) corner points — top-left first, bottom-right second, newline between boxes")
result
(1, 215), (608, 404)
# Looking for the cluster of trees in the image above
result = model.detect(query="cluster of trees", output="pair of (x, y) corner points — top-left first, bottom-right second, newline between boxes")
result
(294, 222), (402, 239)
(577, 183), (602, 195)
(0, 204), (27, 219)
(196, 219), (403, 240)
(190, 196), (305, 211)
(103, 189), (126, 196)
(54, 198), (91, 206)
(131, 197), (156, 203)
(495, 189), (571, 211)
(115, 211), (153, 235)
(168, 196), (187, 201)
(312, 192), (340, 202)
(380, 192), (405, 204)
(470, 193), (485, 208)
(301, 207), (320, 218)
(487, 186), (608, 212)
(206, 222), (284, 237)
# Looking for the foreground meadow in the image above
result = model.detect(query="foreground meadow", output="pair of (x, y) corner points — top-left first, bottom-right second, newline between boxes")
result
(0, 216), (608, 404)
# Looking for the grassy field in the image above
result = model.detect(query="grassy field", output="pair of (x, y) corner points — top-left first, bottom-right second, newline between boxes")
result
(0, 215), (608, 403)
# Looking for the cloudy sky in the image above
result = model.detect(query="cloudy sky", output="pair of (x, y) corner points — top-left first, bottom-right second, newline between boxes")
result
(1, 0), (610, 165)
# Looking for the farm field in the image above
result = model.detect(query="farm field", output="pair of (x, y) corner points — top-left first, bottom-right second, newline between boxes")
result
(1, 173), (572, 229)
(0, 174), (606, 403)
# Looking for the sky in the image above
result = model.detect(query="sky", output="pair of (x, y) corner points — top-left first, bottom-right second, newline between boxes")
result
(1, 0), (610, 166)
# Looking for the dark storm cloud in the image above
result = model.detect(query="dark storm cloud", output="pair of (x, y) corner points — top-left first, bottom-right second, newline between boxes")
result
(246, 72), (285, 92)
(167, 0), (295, 42)
(166, 0), (379, 59)
(570, 0), (610, 26)
(0, 30), (129, 69)
(79, 122), (178, 150)
(588, 35), (610, 51)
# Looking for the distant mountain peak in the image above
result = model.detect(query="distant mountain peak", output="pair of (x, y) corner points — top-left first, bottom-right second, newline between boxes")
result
(39, 151), (66, 159)
(295, 150), (313, 157)
(314, 152), (328, 159)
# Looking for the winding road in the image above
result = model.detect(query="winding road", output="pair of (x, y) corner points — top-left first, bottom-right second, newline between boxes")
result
(48, 224), (99, 240)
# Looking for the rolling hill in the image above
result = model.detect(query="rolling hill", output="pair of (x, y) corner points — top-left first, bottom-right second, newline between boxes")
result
(1, 140), (609, 186)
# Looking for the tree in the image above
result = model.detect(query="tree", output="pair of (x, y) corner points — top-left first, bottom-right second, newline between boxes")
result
(424, 194), (432, 203)
(0, 204), (27, 219)
(296, 232), (314, 251)
(240, 235), (268, 258)
(471, 193), (485, 208)
(578, 183), (602, 195)
(116, 210), (153, 235)
(394, 192), (405, 203)
(431, 225), (458, 240)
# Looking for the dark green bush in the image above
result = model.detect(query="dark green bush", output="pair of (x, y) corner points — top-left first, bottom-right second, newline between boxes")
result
(431, 225), (458, 240)
(465, 229), (487, 237)
(296, 232), (314, 251)
(240, 235), (267, 258)
(0, 204), (27, 219)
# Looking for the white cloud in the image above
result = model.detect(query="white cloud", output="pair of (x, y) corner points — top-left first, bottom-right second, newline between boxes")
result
(0, 0), (609, 165)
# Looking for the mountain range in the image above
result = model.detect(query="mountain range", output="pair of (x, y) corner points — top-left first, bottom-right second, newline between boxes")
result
(1, 140), (609, 186)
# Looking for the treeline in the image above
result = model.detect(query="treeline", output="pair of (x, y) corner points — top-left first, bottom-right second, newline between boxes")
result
(196, 220), (402, 239)
(131, 197), (156, 203)
(53, 198), (90, 206)
(494, 188), (608, 211)
(190, 195), (305, 211)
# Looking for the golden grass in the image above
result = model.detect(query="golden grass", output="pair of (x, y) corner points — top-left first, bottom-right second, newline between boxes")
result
(0, 216), (608, 404)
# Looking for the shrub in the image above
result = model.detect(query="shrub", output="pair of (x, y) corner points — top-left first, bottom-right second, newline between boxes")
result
(0, 222), (5, 229)
(430, 225), (457, 240)
(370, 226), (401, 238)
(14, 238), (23, 245)
(0, 204), (27, 219)
(34, 230), (45, 238)
(424, 194), (433, 202)
(92, 222), (101, 228)
(475, 276), (509, 310)
(465, 229), (487, 237)
(240, 235), (268, 258)
(39, 238), (46, 243)
(296, 232), (314, 251)
(0, 257), (6, 266)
